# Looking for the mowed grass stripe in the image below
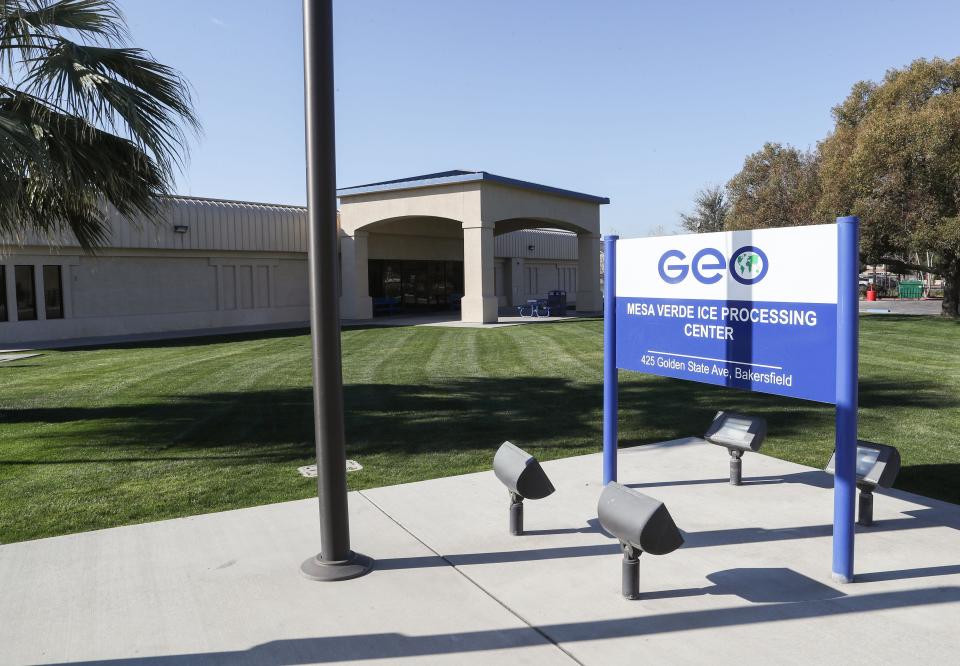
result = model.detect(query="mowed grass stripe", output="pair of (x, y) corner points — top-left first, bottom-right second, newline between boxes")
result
(1, 315), (958, 543)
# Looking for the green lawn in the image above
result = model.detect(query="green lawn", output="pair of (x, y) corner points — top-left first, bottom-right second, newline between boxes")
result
(1, 315), (958, 544)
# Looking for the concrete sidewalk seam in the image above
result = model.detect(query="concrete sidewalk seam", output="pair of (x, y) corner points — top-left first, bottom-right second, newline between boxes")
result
(358, 489), (585, 666)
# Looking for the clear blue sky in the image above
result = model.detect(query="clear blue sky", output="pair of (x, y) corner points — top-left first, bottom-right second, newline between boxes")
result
(122, 0), (960, 237)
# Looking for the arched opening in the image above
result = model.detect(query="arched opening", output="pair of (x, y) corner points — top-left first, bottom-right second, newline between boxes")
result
(491, 216), (593, 237)
(490, 217), (601, 315)
(346, 216), (466, 316)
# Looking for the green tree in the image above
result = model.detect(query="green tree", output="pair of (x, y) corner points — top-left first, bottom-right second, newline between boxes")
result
(725, 142), (822, 230)
(0, 0), (198, 249)
(679, 184), (729, 233)
(819, 57), (960, 317)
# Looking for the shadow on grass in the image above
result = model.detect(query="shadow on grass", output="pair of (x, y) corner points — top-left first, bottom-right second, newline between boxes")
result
(52, 327), (311, 352)
(898, 464), (960, 505)
(1, 376), (957, 502)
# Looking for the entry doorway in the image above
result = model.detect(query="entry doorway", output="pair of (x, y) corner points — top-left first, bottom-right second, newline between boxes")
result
(368, 259), (464, 313)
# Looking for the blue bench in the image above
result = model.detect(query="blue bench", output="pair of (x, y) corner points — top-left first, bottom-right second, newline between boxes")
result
(372, 296), (401, 315)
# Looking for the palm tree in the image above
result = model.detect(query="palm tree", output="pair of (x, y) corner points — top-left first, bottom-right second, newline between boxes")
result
(0, 0), (198, 249)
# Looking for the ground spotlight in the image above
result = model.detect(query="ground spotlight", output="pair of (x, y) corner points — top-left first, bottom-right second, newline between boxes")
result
(704, 411), (767, 485)
(826, 440), (901, 526)
(597, 482), (684, 600)
(493, 441), (555, 535)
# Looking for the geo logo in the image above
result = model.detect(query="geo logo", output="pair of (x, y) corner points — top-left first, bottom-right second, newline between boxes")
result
(657, 245), (769, 285)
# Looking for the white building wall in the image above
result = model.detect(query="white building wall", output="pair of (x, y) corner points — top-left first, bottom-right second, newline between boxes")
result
(0, 249), (309, 345)
(367, 233), (463, 262)
(0, 196), (312, 345)
(70, 256), (217, 316)
(0, 196), (585, 345)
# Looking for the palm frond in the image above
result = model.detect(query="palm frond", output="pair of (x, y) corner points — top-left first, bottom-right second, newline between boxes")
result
(24, 40), (199, 170)
(0, 0), (126, 42)
(0, 0), (126, 77)
(0, 89), (170, 249)
(0, 0), (198, 250)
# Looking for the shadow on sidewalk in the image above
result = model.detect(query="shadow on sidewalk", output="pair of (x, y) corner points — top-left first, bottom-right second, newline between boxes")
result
(53, 584), (960, 665)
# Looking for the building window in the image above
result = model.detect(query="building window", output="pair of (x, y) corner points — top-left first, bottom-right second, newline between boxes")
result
(368, 260), (464, 311)
(0, 267), (7, 322)
(15, 265), (37, 321)
(43, 265), (64, 320)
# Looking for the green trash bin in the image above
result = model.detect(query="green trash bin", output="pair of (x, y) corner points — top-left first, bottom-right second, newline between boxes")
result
(898, 280), (924, 299)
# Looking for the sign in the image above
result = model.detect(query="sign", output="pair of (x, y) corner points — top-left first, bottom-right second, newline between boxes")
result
(602, 217), (860, 582)
(614, 224), (838, 404)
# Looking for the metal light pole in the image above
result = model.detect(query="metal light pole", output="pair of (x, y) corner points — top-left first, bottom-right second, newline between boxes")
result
(300, 0), (372, 581)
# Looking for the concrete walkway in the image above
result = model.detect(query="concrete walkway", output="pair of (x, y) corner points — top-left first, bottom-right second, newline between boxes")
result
(342, 312), (585, 329)
(859, 298), (942, 315)
(2, 440), (959, 665)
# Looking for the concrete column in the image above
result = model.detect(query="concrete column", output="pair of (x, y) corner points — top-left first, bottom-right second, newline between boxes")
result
(461, 221), (498, 323)
(339, 230), (372, 320)
(577, 233), (602, 313)
(509, 257), (525, 307)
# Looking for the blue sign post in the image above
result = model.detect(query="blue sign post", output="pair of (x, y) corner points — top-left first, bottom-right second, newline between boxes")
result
(602, 219), (860, 580)
(603, 235), (619, 485)
(833, 216), (859, 583)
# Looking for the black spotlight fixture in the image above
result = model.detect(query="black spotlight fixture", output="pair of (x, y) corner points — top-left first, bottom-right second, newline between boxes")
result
(826, 440), (901, 526)
(493, 441), (555, 535)
(597, 482), (684, 600)
(704, 411), (767, 485)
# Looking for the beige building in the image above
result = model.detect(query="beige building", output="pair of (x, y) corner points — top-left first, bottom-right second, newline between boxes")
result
(337, 170), (608, 323)
(1, 196), (312, 346)
(0, 171), (607, 345)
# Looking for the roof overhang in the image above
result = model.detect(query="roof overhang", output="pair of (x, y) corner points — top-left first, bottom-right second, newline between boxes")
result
(337, 170), (609, 205)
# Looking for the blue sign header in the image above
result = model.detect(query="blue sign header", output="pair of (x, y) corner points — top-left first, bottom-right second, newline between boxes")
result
(614, 225), (838, 404)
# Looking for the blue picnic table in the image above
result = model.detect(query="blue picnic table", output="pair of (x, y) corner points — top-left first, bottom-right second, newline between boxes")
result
(517, 299), (551, 317)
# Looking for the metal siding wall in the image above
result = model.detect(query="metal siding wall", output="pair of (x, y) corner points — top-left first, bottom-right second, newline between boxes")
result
(0, 196), (308, 255)
(3, 201), (585, 262)
(495, 229), (577, 260)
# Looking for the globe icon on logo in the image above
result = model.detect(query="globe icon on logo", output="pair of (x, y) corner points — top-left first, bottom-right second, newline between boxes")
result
(734, 251), (763, 279)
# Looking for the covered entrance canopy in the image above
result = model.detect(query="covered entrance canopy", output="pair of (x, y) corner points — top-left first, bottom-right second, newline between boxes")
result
(337, 170), (609, 323)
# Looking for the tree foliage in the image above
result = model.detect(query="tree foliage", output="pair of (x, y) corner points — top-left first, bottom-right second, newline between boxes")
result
(819, 58), (960, 316)
(0, 0), (198, 249)
(679, 184), (729, 233)
(725, 142), (822, 230)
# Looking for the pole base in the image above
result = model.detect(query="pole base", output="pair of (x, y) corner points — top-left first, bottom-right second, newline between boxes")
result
(857, 489), (874, 527)
(622, 556), (640, 600)
(509, 497), (524, 536)
(729, 452), (742, 486)
(831, 571), (854, 584)
(301, 551), (373, 581)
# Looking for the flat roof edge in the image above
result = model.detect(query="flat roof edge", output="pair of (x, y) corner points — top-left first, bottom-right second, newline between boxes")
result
(481, 173), (610, 204)
(337, 172), (609, 205)
(161, 194), (307, 210)
(337, 173), (483, 198)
